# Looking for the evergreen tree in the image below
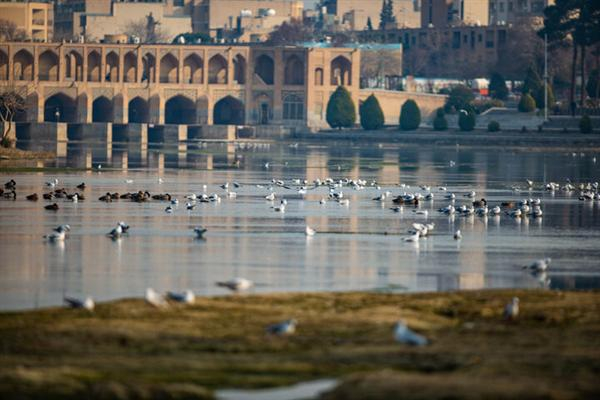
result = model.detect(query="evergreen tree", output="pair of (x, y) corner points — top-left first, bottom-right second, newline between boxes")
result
(399, 99), (421, 130)
(360, 94), (385, 130)
(518, 93), (537, 112)
(326, 86), (356, 129)
(432, 108), (448, 131)
(379, 0), (396, 30)
(488, 72), (508, 100)
(522, 66), (542, 95)
(366, 17), (373, 31)
(444, 85), (475, 113)
(586, 69), (599, 99)
(458, 108), (476, 131)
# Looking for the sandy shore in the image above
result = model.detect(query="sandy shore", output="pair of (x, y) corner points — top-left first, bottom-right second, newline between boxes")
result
(0, 289), (599, 399)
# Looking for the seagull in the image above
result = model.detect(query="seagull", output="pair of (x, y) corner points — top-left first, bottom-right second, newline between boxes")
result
(107, 224), (123, 239)
(319, 198), (327, 205)
(394, 320), (428, 346)
(64, 296), (95, 311)
(338, 199), (350, 206)
(117, 221), (130, 233)
(124, 179), (133, 184)
(526, 179), (534, 187)
(403, 233), (420, 243)
(216, 277), (253, 292)
(158, 177), (164, 184)
(265, 192), (275, 201)
(186, 202), (196, 210)
(305, 226), (316, 236)
(454, 230), (462, 240)
(166, 290), (195, 304)
(272, 202), (286, 212)
(504, 297), (519, 320)
(165, 205), (173, 213)
(145, 288), (167, 307)
(220, 183), (229, 190)
(194, 226), (207, 238)
(490, 205), (501, 215)
(266, 319), (297, 336)
(45, 224), (70, 241)
(45, 178), (58, 188)
(524, 258), (551, 273)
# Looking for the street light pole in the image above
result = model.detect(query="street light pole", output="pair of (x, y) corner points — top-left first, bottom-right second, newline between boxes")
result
(544, 33), (548, 122)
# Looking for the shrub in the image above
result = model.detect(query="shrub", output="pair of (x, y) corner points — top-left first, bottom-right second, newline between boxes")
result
(399, 99), (421, 130)
(518, 93), (536, 112)
(533, 84), (555, 109)
(326, 86), (356, 129)
(359, 94), (385, 130)
(458, 109), (476, 131)
(444, 85), (475, 113)
(487, 121), (500, 132)
(489, 72), (509, 100)
(432, 108), (448, 131)
(580, 115), (593, 134)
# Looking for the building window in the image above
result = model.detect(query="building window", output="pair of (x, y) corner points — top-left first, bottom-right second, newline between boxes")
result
(314, 68), (323, 86)
(283, 94), (304, 120)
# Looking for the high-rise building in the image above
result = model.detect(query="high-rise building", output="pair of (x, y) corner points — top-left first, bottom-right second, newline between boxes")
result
(0, 0), (53, 42)
(421, 0), (488, 28)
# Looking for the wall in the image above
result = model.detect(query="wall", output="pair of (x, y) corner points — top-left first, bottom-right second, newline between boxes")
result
(0, 2), (53, 42)
(359, 90), (447, 125)
(334, 0), (420, 30)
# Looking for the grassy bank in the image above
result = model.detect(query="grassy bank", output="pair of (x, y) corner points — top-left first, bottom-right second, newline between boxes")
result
(0, 290), (599, 399)
(0, 147), (54, 160)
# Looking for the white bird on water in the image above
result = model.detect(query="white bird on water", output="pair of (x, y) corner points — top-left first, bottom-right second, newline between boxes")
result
(44, 225), (70, 241)
(146, 288), (167, 307)
(504, 297), (520, 320)
(267, 319), (297, 336)
(305, 226), (316, 236)
(524, 257), (551, 273)
(107, 224), (123, 239)
(454, 230), (462, 240)
(403, 232), (420, 243)
(64, 296), (95, 311)
(166, 290), (195, 304)
(394, 320), (428, 346)
(216, 277), (253, 292)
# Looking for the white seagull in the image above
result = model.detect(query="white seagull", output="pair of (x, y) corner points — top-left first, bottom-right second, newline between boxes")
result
(454, 230), (462, 240)
(266, 319), (297, 336)
(394, 320), (428, 346)
(305, 226), (316, 236)
(166, 290), (195, 304)
(216, 277), (253, 292)
(145, 288), (167, 307)
(64, 296), (95, 311)
(504, 297), (520, 320)
(524, 258), (551, 273)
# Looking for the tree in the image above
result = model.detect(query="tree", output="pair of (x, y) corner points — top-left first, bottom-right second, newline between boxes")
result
(432, 108), (448, 131)
(326, 86), (356, 129)
(518, 93), (537, 112)
(173, 32), (211, 44)
(267, 18), (314, 45)
(379, 0), (396, 30)
(399, 99), (421, 130)
(124, 17), (169, 43)
(360, 48), (402, 89)
(489, 72), (509, 100)
(587, 68), (599, 99)
(444, 85), (475, 113)
(458, 109), (476, 131)
(0, 85), (29, 146)
(522, 66), (542, 95)
(360, 95), (385, 130)
(534, 84), (556, 109)
(366, 17), (374, 31)
(0, 19), (27, 42)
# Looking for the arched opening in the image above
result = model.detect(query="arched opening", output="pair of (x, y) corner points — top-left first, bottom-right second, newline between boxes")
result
(0, 51), (9, 80)
(214, 96), (244, 125)
(160, 53), (178, 83)
(13, 49), (34, 81)
(39, 50), (59, 81)
(124, 51), (137, 82)
(105, 51), (119, 82)
(65, 51), (83, 81)
(314, 67), (324, 86)
(128, 97), (149, 123)
(44, 93), (77, 122)
(283, 94), (304, 121)
(208, 54), (227, 84)
(183, 54), (203, 84)
(233, 54), (246, 84)
(165, 95), (196, 124)
(284, 55), (304, 85)
(142, 53), (156, 83)
(254, 54), (274, 85)
(87, 51), (101, 82)
(331, 56), (352, 86)
(92, 96), (113, 122)
(254, 93), (272, 125)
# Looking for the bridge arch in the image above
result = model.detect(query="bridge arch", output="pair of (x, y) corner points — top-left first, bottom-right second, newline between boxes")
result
(214, 96), (244, 125)
(92, 96), (113, 122)
(331, 55), (352, 86)
(284, 55), (304, 85)
(160, 53), (179, 83)
(183, 54), (203, 84)
(124, 51), (137, 82)
(39, 50), (59, 81)
(208, 54), (227, 84)
(44, 93), (77, 122)
(87, 51), (101, 82)
(165, 95), (196, 124)
(254, 54), (274, 85)
(128, 97), (149, 123)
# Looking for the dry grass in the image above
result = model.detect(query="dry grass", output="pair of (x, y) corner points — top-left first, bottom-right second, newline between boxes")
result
(0, 147), (54, 160)
(0, 290), (599, 399)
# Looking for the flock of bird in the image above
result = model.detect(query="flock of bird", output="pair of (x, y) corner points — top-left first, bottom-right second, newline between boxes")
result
(3, 173), (579, 343)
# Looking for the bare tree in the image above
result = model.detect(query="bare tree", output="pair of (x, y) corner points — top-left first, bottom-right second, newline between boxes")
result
(0, 85), (30, 145)
(361, 48), (402, 88)
(0, 19), (28, 42)
(267, 18), (314, 45)
(123, 17), (170, 44)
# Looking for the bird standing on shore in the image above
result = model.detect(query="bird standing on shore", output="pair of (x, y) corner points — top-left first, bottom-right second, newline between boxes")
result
(146, 288), (167, 307)
(524, 258), (551, 273)
(394, 320), (428, 346)
(64, 296), (95, 311)
(166, 290), (195, 304)
(216, 277), (253, 292)
(504, 297), (520, 320)
(267, 319), (297, 336)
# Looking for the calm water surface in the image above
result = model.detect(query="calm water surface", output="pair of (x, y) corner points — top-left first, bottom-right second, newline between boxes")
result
(1, 141), (599, 310)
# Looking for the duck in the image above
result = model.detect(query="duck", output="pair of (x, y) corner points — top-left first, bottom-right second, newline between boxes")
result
(2, 190), (16, 200)
(44, 203), (59, 210)
(194, 226), (207, 238)
(76, 182), (86, 190)
(472, 198), (487, 207)
(98, 193), (112, 202)
(4, 179), (16, 189)
(43, 192), (53, 200)
(165, 205), (173, 213)
(152, 193), (172, 201)
(26, 193), (38, 201)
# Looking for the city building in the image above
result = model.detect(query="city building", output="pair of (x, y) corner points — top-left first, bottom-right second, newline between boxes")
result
(192, 0), (303, 37)
(321, 0), (421, 30)
(421, 0), (489, 27)
(0, 0), (53, 42)
(53, 0), (193, 42)
(358, 24), (509, 78)
(489, 0), (554, 25)
(0, 41), (360, 129)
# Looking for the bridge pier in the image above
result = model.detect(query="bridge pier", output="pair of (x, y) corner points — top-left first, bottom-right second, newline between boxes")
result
(16, 122), (68, 142)
(112, 123), (148, 144)
(67, 123), (112, 143)
(148, 124), (188, 143)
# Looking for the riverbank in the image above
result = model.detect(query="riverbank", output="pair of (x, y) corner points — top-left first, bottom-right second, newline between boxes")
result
(1, 289), (599, 399)
(0, 147), (54, 160)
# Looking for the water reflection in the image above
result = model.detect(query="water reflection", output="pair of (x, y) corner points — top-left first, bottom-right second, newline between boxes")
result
(0, 140), (599, 310)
